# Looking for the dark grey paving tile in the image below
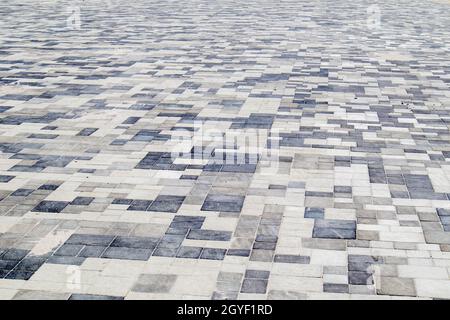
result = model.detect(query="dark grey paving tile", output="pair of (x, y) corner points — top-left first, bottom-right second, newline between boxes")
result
(304, 207), (324, 219)
(186, 229), (232, 241)
(78, 245), (107, 258)
(200, 248), (226, 260)
(70, 197), (94, 206)
(46, 256), (85, 266)
(274, 254), (310, 264)
(313, 227), (356, 239)
(176, 246), (203, 259)
(152, 248), (178, 257)
(54, 244), (84, 257)
(244, 270), (270, 279)
(201, 194), (245, 213)
(101, 247), (152, 261)
(0, 175), (15, 183)
(348, 271), (374, 285)
(65, 234), (115, 246)
(323, 283), (349, 293)
(240, 279), (268, 294)
(132, 274), (177, 293)
(32, 201), (69, 213)
(110, 236), (159, 249)
(10, 189), (34, 197)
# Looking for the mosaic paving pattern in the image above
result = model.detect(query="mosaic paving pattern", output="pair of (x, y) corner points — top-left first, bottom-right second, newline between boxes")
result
(1, 0), (450, 300)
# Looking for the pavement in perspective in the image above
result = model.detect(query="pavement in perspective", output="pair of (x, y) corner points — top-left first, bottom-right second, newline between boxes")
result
(0, 0), (450, 300)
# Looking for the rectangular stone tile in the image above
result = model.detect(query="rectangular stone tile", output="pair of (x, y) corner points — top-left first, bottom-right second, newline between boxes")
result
(102, 247), (152, 261)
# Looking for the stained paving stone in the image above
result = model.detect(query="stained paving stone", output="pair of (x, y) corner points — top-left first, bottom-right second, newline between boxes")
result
(65, 234), (115, 246)
(201, 194), (245, 213)
(176, 246), (203, 259)
(186, 230), (232, 241)
(70, 197), (94, 206)
(0, 0), (449, 301)
(32, 201), (69, 213)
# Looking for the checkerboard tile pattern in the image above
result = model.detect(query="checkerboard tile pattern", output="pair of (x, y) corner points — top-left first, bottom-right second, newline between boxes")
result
(1, 0), (450, 300)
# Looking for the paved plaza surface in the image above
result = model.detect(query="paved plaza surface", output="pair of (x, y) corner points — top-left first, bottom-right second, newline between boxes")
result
(0, 0), (450, 300)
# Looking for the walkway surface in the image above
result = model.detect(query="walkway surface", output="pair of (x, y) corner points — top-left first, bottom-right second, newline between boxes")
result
(0, 0), (450, 300)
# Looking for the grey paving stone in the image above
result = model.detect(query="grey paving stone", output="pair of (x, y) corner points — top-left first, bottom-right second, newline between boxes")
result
(348, 271), (374, 285)
(1, 249), (29, 261)
(152, 248), (178, 257)
(32, 201), (69, 213)
(274, 255), (310, 264)
(313, 228), (356, 240)
(226, 249), (251, 257)
(200, 248), (227, 260)
(314, 219), (356, 229)
(201, 194), (245, 213)
(11, 189), (34, 197)
(147, 195), (185, 213)
(304, 207), (325, 219)
(377, 277), (416, 297)
(132, 274), (177, 293)
(101, 247), (152, 261)
(78, 245), (107, 258)
(54, 244), (84, 257)
(0, 175), (15, 183)
(187, 230), (232, 241)
(157, 234), (184, 249)
(46, 256), (85, 266)
(176, 246), (203, 259)
(1, 0), (450, 301)
(240, 279), (268, 294)
(13, 290), (70, 300)
(70, 197), (94, 206)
